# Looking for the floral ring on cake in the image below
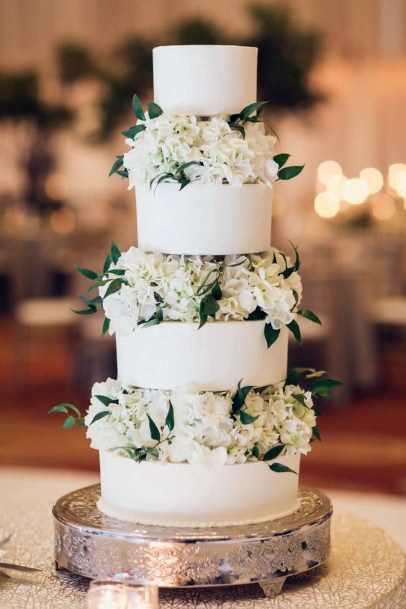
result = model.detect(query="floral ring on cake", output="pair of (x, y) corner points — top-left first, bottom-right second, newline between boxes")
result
(73, 241), (320, 348)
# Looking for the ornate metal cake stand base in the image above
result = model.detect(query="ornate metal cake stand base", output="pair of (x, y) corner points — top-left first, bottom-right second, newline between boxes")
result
(53, 485), (332, 597)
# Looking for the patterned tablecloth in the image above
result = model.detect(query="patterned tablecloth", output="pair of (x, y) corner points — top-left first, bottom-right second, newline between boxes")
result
(0, 467), (405, 609)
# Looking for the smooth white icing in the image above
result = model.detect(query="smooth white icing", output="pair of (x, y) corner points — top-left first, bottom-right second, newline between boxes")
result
(116, 321), (288, 391)
(136, 183), (272, 255)
(153, 45), (257, 116)
(98, 451), (300, 527)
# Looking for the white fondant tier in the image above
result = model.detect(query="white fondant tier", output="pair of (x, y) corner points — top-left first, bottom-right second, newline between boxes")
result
(136, 183), (272, 255)
(116, 321), (288, 391)
(153, 45), (257, 116)
(98, 450), (300, 527)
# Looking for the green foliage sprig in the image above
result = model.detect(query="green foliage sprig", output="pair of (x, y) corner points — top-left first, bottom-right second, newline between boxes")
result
(109, 94), (164, 179)
(110, 96), (304, 188)
(48, 403), (85, 429)
(72, 241), (124, 335)
(263, 243), (320, 347)
(49, 370), (341, 474)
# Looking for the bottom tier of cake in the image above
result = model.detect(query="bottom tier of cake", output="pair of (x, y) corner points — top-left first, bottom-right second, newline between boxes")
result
(97, 451), (301, 527)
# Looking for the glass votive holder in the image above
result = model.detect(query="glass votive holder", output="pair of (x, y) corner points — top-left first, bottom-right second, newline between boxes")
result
(87, 580), (127, 609)
(124, 582), (159, 609)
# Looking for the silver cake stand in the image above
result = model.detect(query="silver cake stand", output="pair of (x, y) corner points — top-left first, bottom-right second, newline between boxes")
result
(53, 485), (332, 597)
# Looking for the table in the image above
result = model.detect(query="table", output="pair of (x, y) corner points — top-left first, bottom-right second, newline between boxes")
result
(0, 467), (405, 608)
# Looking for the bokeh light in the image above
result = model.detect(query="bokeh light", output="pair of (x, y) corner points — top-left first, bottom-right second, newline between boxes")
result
(49, 207), (76, 233)
(371, 194), (396, 220)
(317, 160), (343, 186)
(342, 178), (369, 205)
(395, 169), (406, 197)
(359, 168), (383, 195)
(326, 174), (346, 199)
(45, 173), (69, 200)
(388, 163), (406, 190)
(314, 191), (340, 218)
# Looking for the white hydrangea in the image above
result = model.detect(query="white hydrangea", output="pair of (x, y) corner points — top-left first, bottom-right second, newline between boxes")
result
(99, 247), (302, 335)
(122, 113), (278, 188)
(85, 379), (317, 466)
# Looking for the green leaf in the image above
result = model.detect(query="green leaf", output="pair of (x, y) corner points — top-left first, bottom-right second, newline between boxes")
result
(263, 444), (285, 461)
(102, 317), (110, 336)
(312, 425), (321, 441)
(252, 444), (260, 459)
(80, 294), (101, 307)
(121, 124), (146, 138)
(110, 241), (121, 264)
(240, 101), (268, 121)
(264, 324), (280, 348)
(165, 401), (175, 432)
(287, 319), (302, 343)
(146, 446), (159, 459)
(103, 252), (112, 274)
(240, 410), (259, 425)
(147, 101), (163, 119)
(49, 403), (81, 417)
(108, 269), (126, 276)
(48, 404), (68, 415)
(140, 307), (163, 328)
(147, 414), (161, 441)
(116, 169), (128, 179)
(273, 153), (290, 168)
(74, 265), (98, 280)
(286, 367), (326, 385)
(211, 282), (222, 300)
(269, 462), (298, 474)
(61, 415), (76, 429)
(71, 306), (97, 315)
(94, 395), (119, 407)
(310, 378), (343, 396)
(228, 113), (240, 123)
(232, 380), (254, 414)
(104, 278), (124, 297)
(230, 124), (245, 137)
(291, 290), (299, 312)
(201, 294), (220, 317)
(247, 307), (266, 321)
(175, 161), (200, 178)
(109, 156), (124, 177)
(292, 393), (309, 408)
(278, 165), (304, 180)
(281, 242), (300, 278)
(89, 411), (110, 425)
(298, 309), (322, 325)
(179, 177), (190, 190)
(132, 94), (145, 120)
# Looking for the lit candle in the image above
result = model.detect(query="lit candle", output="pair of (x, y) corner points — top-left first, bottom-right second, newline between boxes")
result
(124, 582), (159, 609)
(87, 580), (127, 609)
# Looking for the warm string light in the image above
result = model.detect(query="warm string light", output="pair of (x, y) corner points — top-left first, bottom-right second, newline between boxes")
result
(314, 161), (404, 220)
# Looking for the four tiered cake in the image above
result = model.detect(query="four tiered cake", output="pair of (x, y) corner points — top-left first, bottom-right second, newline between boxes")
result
(52, 45), (338, 529)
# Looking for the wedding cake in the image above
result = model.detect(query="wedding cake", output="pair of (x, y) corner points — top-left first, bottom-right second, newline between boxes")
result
(52, 45), (339, 528)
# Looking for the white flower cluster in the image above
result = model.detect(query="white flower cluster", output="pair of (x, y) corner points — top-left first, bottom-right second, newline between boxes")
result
(84, 378), (317, 466)
(100, 247), (302, 336)
(123, 114), (278, 188)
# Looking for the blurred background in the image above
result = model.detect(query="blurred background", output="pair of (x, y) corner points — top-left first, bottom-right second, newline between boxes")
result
(0, 0), (405, 496)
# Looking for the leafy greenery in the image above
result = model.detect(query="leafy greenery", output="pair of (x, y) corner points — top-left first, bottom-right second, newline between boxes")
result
(48, 403), (84, 428)
(269, 463), (297, 474)
(72, 242), (124, 334)
(231, 380), (254, 415)
(48, 370), (341, 475)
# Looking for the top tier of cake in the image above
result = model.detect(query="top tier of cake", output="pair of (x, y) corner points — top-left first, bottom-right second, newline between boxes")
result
(153, 45), (257, 116)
